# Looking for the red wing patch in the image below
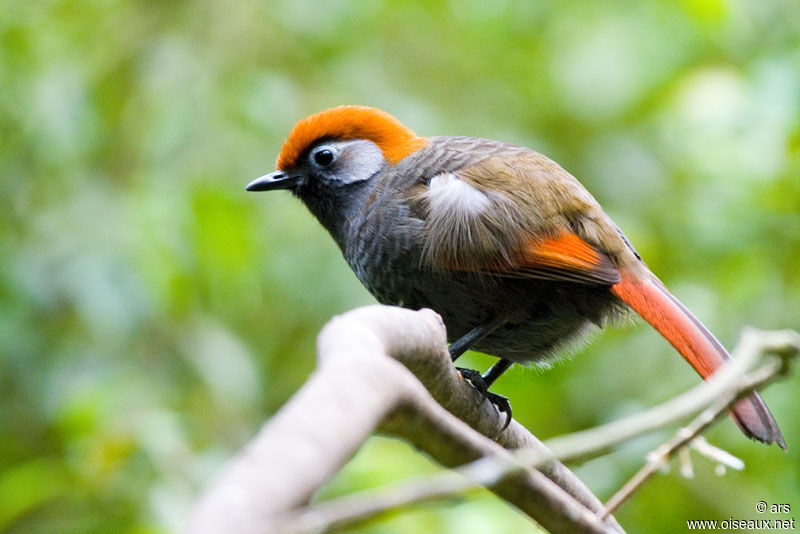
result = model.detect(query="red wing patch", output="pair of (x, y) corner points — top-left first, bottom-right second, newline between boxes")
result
(513, 231), (620, 285)
(528, 232), (603, 271)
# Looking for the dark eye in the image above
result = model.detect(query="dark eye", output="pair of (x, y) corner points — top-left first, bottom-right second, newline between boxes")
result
(312, 148), (335, 167)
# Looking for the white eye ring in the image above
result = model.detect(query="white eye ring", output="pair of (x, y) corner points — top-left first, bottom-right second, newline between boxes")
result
(310, 145), (338, 168)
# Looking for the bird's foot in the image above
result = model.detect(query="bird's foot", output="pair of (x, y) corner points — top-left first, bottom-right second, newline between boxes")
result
(456, 367), (512, 430)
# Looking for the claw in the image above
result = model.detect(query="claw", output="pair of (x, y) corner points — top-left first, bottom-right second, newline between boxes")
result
(487, 391), (512, 430)
(456, 367), (513, 430)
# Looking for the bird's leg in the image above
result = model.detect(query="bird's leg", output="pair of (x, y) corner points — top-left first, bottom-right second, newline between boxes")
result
(482, 358), (513, 388)
(449, 317), (507, 361)
(449, 318), (514, 429)
(450, 318), (505, 396)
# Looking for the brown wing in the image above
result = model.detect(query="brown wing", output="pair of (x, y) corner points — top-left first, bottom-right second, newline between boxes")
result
(412, 144), (627, 285)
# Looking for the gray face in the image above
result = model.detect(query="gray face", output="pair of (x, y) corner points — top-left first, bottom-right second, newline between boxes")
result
(299, 138), (387, 189)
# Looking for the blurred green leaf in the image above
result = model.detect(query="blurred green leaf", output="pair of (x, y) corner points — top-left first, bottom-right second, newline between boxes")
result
(0, 459), (67, 528)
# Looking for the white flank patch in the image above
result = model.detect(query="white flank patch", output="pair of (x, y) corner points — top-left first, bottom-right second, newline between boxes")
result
(427, 173), (490, 216)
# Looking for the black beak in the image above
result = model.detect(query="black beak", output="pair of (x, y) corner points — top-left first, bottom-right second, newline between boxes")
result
(245, 170), (303, 192)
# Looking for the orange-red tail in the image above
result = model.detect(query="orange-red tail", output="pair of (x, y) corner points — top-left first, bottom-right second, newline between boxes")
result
(611, 272), (785, 448)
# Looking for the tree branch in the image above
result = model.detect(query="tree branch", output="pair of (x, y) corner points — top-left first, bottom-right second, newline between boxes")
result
(184, 305), (622, 534)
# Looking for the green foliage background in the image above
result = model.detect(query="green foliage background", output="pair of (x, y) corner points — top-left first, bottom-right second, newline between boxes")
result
(2, 1), (799, 532)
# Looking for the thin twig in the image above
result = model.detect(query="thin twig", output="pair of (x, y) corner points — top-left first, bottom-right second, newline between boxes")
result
(603, 356), (782, 516)
(690, 437), (744, 472)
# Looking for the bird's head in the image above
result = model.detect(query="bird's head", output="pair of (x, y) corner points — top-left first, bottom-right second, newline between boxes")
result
(245, 105), (428, 195)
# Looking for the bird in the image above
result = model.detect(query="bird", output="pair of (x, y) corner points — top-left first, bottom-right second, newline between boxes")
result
(246, 105), (785, 448)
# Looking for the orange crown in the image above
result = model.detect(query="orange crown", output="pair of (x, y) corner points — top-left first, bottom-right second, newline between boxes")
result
(276, 105), (429, 170)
